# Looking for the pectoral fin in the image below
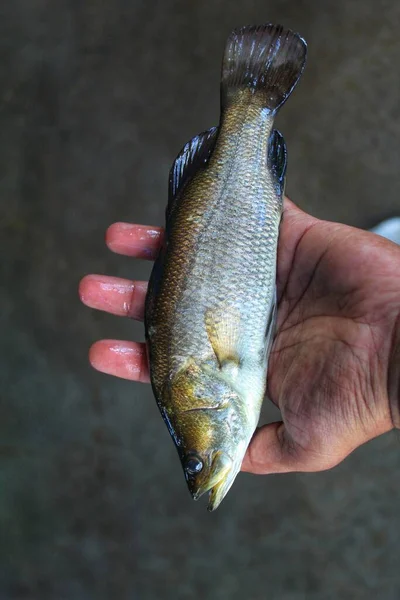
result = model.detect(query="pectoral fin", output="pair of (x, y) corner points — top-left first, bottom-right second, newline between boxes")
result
(205, 306), (242, 369)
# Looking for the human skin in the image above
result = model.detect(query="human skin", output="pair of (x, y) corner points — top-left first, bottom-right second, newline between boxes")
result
(79, 198), (400, 475)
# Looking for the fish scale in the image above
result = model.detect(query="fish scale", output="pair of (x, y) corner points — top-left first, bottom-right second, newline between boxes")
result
(145, 24), (307, 510)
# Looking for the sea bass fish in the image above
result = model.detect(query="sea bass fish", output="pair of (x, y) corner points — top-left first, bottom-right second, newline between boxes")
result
(145, 24), (307, 511)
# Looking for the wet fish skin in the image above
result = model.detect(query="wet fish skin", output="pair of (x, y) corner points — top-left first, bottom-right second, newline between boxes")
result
(145, 24), (307, 510)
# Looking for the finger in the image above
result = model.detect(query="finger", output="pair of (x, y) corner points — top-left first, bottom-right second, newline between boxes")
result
(241, 422), (344, 475)
(79, 274), (147, 320)
(283, 195), (307, 216)
(106, 223), (163, 260)
(241, 422), (294, 475)
(276, 197), (320, 306)
(89, 340), (150, 383)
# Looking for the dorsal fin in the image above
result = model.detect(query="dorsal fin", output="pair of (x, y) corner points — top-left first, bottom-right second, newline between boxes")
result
(267, 129), (287, 196)
(167, 127), (218, 218)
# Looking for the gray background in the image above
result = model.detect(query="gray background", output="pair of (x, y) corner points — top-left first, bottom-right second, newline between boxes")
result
(1, 1), (400, 598)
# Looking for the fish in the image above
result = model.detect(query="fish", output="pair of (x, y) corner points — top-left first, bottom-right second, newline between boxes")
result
(145, 24), (307, 511)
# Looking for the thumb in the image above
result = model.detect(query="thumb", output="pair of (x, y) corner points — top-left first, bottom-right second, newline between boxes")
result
(241, 422), (347, 475)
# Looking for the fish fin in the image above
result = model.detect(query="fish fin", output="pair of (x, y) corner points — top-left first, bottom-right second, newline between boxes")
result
(264, 289), (278, 362)
(221, 24), (307, 112)
(267, 129), (287, 197)
(167, 127), (218, 218)
(205, 306), (242, 368)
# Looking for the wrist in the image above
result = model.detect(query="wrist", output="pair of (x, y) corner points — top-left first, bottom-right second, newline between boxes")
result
(388, 314), (400, 428)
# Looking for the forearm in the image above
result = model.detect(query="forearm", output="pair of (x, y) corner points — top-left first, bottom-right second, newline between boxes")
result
(389, 315), (400, 428)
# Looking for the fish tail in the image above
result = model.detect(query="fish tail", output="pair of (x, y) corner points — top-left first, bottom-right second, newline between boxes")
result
(221, 24), (307, 113)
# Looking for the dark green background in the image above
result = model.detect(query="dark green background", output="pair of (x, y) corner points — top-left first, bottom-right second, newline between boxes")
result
(1, 1), (400, 598)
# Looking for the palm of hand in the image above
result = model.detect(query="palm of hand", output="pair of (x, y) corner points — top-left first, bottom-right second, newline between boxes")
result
(79, 199), (399, 475)
(245, 200), (397, 474)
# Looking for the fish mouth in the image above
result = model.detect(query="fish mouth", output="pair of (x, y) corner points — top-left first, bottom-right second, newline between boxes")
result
(188, 451), (237, 511)
(207, 474), (236, 512)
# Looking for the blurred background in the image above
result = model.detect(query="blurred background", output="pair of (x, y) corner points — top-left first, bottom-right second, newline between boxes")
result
(1, 1), (400, 598)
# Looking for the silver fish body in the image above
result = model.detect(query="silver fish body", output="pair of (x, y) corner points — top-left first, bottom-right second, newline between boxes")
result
(145, 24), (307, 510)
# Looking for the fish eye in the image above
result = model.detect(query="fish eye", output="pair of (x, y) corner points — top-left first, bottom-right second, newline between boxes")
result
(184, 454), (203, 475)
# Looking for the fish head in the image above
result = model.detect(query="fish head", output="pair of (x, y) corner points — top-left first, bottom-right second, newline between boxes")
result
(166, 359), (254, 511)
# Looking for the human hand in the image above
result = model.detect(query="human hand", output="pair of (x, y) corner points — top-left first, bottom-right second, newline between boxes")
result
(79, 199), (400, 475)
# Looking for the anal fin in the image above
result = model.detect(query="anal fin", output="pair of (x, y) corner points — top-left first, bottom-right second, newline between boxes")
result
(265, 289), (278, 360)
(267, 129), (287, 199)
